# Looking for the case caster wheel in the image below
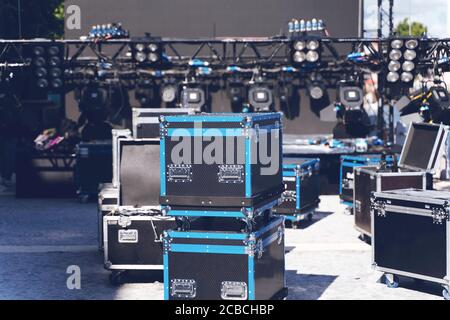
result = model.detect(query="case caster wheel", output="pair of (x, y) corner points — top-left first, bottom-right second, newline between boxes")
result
(443, 287), (450, 300)
(307, 213), (313, 222)
(284, 220), (293, 229)
(292, 222), (299, 229)
(385, 274), (399, 288)
(109, 271), (125, 286)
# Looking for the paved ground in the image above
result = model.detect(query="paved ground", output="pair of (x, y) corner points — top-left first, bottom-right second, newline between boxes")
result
(0, 194), (445, 300)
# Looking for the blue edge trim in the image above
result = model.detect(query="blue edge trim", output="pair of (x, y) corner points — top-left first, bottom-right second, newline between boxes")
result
(164, 216), (284, 300)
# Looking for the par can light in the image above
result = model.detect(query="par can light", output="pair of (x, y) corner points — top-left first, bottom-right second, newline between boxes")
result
(309, 86), (324, 100)
(405, 39), (419, 50)
(148, 43), (159, 52)
(390, 39), (404, 49)
(135, 51), (147, 63)
(33, 46), (45, 56)
(293, 51), (306, 63)
(306, 39), (320, 51)
(387, 71), (400, 83)
(135, 43), (145, 52)
(389, 49), (402, 61)
(388, 60), (401, 72)
(404, 49), (417, 61)
(402, 61), (415, 72)
(401, 72), (414, 83)
(306, 50), (319, 63)
(294, 41), (306, 51)
(161, 85), (177, 103)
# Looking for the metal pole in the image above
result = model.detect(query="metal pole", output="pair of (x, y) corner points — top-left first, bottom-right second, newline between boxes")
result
(377, 0), (383, 38)
(17, 0), (22, 39)
(389, 0), (394, 36)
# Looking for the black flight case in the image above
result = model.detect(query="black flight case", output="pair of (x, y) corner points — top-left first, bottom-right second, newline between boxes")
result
(273, 158), (320, 228)
(371, 189), (450, 300)
(159, 113), (284, 208)
(353, 123), (448, 239)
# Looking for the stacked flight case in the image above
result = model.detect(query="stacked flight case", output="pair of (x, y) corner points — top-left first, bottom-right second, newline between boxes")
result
(273, 158), (320, 228)
(353, 123), (448, 239)
(159, 113), (288, 300)
(100, 129), (179, 284)
(371, 189), (450, 300)
(339, 155), (393, 208)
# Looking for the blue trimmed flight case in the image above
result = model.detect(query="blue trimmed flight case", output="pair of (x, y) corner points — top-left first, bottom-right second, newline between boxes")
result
(273, 158), (320, 227)
(163, 216), (287, 300)
(159, 113), (283, 208)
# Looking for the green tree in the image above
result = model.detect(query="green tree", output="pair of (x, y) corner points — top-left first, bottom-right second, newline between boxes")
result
(0, 0), (64, 39)
(395, 18), (428, 37)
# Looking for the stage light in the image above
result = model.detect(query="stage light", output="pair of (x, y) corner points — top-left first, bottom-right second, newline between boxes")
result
(385, 37), (421, 94)
(48, 46), (60, 56)
(404, 49), (417, 61)
(307, 74), (330, 118)
(148, 53), (159, 62)
(401, 72), (414, 83)
(294, 41), (306, 51)
(389, 49), (402, 61)
(135, 78), (158, 107)
(148, 43), (159, 52)
(291, 36), (321, 66)
(402, 61), (415, 72)
(248, 85), (274, 112)
(131, 38), (164, 66)
(306, 50), (319, 63)
(390, 39), (404, 49)
(135, 51), (147, 63)
(309, 85), (324, 100)
(33, 46), (45, 56)
(387, 72), (400, 83)
(405, 39), (419, 50)
(161, 84), (178, 104)
(27, 42), (64, 92)
(135, 43), (145, 52)
(338, 85), (364, 109)
(35, 68), (48, 78)
(388, 61), (401, 72)
(293, 51), (306, 63)
(181, 87), (207, 111)
(306, 39), (320, 51)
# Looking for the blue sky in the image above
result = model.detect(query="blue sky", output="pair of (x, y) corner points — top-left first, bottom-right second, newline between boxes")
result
(364, 0), (448, 37)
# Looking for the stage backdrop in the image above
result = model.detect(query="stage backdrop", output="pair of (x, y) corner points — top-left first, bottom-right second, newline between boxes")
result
(64, 0), (362, 135)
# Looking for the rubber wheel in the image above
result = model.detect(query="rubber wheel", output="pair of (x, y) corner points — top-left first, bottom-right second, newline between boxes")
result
(307, 213), (313, 222)
(443, 288), (450, 300)
(385, 274), (399, 288)
(292, 222), (299, 229)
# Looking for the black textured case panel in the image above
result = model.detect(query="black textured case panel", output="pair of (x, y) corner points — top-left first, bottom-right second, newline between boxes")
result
(161, 114), (283, 207)
(166, 218), (285, 300)
(120, 141), (160, 206)
(106, 217), (178, 266)
(354, 168), (425, 237)
(374, 211), (447, 279)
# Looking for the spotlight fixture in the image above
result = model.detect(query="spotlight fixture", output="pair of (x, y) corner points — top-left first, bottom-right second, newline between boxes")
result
(248, 84), (274, 112)
(135, 77), (159, 107)
(385, 37), (421, 95)
(291, 37), (321, 66)
(161, 84), (178, 104)
(180, 85), (207, 111)
(307, 73), (330, 119)
(131, 37), (164, 66)
(227, 78), (246, 113)
(27, 43), (64, 91)
(428, 86), (450, 124)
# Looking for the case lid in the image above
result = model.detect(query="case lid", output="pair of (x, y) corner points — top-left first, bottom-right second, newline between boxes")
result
(398, 123), (448, 172)
(374, 188), (450, 205)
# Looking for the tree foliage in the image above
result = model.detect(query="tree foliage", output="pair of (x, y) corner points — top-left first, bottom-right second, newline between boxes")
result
(0, 0), (64, 39)
(395, 18), (428, 37)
